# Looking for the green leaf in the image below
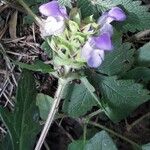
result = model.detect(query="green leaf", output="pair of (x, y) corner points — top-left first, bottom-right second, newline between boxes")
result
(85, 130), (117, 150)
(41, 40), (53, 58)
(58, 0), (72, 8)
(86, 71), (150, 122)
(68, 140), (87, 150)
(77, 0), (95, 18)
(68, 131), (117, 150)
(137, 42), (150, 67)
(36, 93), (53, 120)
(142, 143), (150, 150)
(14, 60), (53, 73)
(0, 70), (40, 150)
(0, 134), (12, 150)
(123, 67), (150, 83)
(100, 76), (150, 122)
(98, 43), (134, 76)
(62, 82), (97, 117)
(95, 0), (150, 32)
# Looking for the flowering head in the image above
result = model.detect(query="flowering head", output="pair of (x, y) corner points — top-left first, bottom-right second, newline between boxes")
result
(38, 2), (126, 69)
(81, 6), (126, 68)
(39, 1), (68, 37)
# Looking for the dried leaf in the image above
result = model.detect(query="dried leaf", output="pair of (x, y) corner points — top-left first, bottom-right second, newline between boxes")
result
(9, 10), (18, 39)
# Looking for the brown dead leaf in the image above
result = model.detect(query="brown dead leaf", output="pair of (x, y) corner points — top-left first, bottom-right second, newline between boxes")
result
(9, 10), (18, 39)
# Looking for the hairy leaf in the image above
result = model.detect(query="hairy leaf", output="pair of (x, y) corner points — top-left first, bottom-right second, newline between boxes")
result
(62, 82), (97, 117)
(77, 0), (95, 18)
(137, 42), (150, 67)
(86, 71), (150, 122)
(14, 60), (53, 73)
(98, 43), (134, 76)
(95, 0), (150, 32)
(58, 0), (72, 8)
(0, 70), (40, 150)
(100, 76), (150, 122)
(123, 67), (150, 83)
(36, 93), (53, 120)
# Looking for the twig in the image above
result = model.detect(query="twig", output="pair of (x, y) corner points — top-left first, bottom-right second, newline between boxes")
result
(43, 141), (50, 150)
(127, 112), (150, 131)
(35, 78), (68, 150)
(127, 29), (150, 42)
(85, 120), (141, 149)
(55, 121), (74, 142)
(87, 109), (103, 119)
(0, 126), (7, 134)
(16, 0), (42, 25)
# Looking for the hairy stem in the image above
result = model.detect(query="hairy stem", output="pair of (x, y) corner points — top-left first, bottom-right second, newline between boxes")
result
(35, 78), (68, 150)
(16, 0), (42, 24)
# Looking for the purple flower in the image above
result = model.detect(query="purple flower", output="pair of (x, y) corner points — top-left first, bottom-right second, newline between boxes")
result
(87, 50), (105, 68)
(108, 7), (126, 22)
(81, 6), (126, 68)
(81, 33), (112, 68)
(81, 40), (105, 68)
(39, 1), (68, 36)
(98, 7), (126, 25)
(90, 33), (113, 51)
(39, 1), (67, 18)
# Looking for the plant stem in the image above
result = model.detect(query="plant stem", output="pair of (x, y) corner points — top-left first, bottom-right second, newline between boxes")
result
(86, 109), (103, 119)
(86, 120), (141, 149)
(127, 112), (150, 131)
(16, 0), (42, 24)
(35, 78), (68, 150)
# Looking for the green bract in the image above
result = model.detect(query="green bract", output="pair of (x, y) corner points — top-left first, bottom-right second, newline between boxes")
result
(47, 10), (100, 69)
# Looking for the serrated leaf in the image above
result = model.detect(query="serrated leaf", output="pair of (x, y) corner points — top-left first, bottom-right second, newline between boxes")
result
(62, 82), (97, 117)
(0, 70), (40, 150)
(137, 42), (150, 67)
(123, 67), (150, 83)
(58, 0), (72, 8)
(36, 93), (53, 120)
(85, 130), (117, 150)
(77, 0), (95, 18)
(98, 43), (134, 76)
(142, 143), (150, 150)
(14, 60), (53, 73)
(86, 71), (150, 122)
(100, 76), (150, 122)
(95, 0), (150, 32)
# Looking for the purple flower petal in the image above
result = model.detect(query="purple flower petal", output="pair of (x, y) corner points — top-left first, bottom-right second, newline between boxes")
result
(39, 1), (62, 17)
(81, 41), (94, 61)
(90, 33), (113, 51)
(100, 23), (113, 36)
(59, 6), (68, 18)
(108, 7), (126, 22)
(98, 12), (108, 26)
(40, 16), (65, 37)
(87, 50), (104, 68)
